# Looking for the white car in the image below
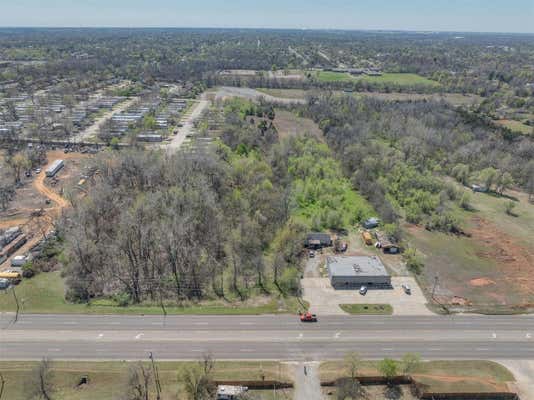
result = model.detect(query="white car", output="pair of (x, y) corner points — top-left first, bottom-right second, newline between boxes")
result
(402, 284), (412, 295)
(359, 286), (368, 295)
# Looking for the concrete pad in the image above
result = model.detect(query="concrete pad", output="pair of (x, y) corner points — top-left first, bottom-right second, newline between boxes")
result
(499, 360), (534, 399)
(302, 276), (432, 316)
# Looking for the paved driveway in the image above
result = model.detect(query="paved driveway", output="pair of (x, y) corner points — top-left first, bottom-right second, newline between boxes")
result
(302, 276), (432, 316)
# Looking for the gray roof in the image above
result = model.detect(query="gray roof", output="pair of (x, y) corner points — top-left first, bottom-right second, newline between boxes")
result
(327, 256), (389, 277)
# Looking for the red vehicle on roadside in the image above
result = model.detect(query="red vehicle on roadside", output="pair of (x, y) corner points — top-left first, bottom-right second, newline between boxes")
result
(299, 311), (317, 322)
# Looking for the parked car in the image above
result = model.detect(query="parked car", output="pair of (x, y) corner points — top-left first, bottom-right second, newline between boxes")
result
(359, 286), (368, 296)
(402, 284), (411, 295)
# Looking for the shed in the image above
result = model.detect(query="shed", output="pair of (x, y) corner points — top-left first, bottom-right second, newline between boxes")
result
(327, 256), (391, 289)
(305, 232), (332, 249)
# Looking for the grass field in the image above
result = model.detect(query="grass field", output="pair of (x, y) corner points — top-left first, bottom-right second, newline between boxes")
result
(339, 304), (393, 315)
(405, 183), (534, 309)
(496, 119), (533, 135)
(0, 361), (293, 400)
(0, 271), (307, 315)
(320, 360), (514, 393)
(256, 88), (308, 99)
(315, 71), (440, 87)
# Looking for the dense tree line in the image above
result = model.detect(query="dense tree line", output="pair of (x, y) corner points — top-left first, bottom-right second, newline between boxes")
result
(292, 94), (534, 230)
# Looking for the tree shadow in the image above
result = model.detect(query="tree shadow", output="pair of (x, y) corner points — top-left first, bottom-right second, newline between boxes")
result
(384, 384), (402, 400)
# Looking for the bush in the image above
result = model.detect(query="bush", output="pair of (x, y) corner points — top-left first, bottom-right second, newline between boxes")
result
(113, 292), (131, 307)
(278, 267), (300, 296)
(22, 263), (35, 279)
(403, 249), (424, 275)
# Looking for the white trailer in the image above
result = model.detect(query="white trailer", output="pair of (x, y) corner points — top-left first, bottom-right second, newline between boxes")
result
(45, 159), (64, 177)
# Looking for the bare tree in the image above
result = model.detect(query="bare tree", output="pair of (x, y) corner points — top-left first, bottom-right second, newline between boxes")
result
(180, 353), (216, 400)
(122, 362), (152, 400)
(27, 358), (54, 400)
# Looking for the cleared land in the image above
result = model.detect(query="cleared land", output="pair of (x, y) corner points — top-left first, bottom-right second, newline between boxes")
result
(320, 360), (515, 393)
(256, 88), (481, 106)
(0, 361), (293, 400)
(406, 184), (534, 310)
(0, 270), (305, 315)
(315, 71), (441, 87)
(495, 119), (533, 135)
(272, 109), (323, 140)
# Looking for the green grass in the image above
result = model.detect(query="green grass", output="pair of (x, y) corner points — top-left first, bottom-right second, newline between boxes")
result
(496, 119), (533, 135)
(315, 71), (440, 87)
(0, 361), (293, 400)
(320, 360), (514, 393)
(339, 304), (393, 315)
(0, 271), (307, 315)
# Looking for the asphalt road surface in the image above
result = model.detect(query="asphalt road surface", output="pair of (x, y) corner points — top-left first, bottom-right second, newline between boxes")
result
(1, 314), (534, 361)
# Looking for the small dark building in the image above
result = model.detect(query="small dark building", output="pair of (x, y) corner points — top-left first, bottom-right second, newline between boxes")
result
(305, 232), (332, 249)
(363, 217), (380, 229)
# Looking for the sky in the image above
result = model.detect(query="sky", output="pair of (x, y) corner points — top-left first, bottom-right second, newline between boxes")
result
(1, 0), (533, 33)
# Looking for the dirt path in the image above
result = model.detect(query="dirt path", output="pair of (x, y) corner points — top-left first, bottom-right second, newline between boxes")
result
(73, 97), (137, 142)
(215, 86), (307, 105)
(293, 362), (324, 400)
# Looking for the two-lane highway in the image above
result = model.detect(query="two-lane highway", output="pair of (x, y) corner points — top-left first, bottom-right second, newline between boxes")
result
(1, 314), (534, 360)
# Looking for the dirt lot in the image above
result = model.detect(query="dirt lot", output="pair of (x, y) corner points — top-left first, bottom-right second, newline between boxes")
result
(406, 188), (534, 309)
(0, 150), (89, 269)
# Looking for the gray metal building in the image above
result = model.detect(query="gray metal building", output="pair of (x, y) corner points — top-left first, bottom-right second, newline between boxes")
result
(327, 256), (391, 289)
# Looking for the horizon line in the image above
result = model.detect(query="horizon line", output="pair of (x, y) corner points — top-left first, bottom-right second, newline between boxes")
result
(0, 26), (533, 35)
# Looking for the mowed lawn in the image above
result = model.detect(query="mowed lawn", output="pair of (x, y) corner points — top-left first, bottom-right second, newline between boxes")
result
(315, 71), (440, 87)
(405, 184), (534, 309)
(0, 270), (306, 315)
(0, 361), (293, 400)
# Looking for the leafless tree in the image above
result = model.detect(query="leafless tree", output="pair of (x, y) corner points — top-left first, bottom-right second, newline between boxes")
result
(27, 358), (54, 400)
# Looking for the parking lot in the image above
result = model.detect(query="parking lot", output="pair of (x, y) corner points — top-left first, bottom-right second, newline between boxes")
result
(302, 274), (432, 316)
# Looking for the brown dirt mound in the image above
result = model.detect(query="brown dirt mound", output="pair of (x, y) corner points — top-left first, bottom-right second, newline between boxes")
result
(470, 278), (496, 287)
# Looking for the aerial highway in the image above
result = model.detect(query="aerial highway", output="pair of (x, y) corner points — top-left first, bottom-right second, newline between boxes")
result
(1, 314), (534, 360)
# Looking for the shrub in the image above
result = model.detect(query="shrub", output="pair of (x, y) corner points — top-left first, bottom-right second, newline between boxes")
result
(403, 249), (424, 275)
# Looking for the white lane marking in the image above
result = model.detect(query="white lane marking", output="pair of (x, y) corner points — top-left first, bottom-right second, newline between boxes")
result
(108, 322), (121, 325)
(97, 333), (104, 339)
(240, 349), (253, 352)
(194, 322), (209, 326)
(191, 349), (203, 352)
(527, 333), (532, 339)
(428, 348), (441, 351)
(135, 333), (144, 340)
(492, 333), (497, 339)
(382, 348), (393, 351)
(239, 322), (254, 326)
(476, 348), (489, 351)
(63, 321), (79, 325)
(334, 332), (341, 339)
(47, 348), (61, 352)
(298, 333), (303, 339)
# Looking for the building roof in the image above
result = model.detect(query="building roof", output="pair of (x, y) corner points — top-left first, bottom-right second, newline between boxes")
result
(327, 256), (389, 277)
(306, 232), (332, 243)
